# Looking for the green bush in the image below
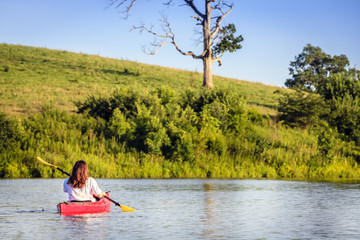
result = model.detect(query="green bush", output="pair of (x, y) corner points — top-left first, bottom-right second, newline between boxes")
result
(329, 94), (360, 143)
(277, 90), (329, 129)
(317, 73), (360, 101)
(0, 113), (21, 152)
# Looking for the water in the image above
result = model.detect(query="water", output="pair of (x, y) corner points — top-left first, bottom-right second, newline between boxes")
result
(1, 179), (360, 239)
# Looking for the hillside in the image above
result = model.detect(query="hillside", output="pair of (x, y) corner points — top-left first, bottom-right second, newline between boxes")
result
(0, 44), (281, 117)
(3, 44), (358, 180)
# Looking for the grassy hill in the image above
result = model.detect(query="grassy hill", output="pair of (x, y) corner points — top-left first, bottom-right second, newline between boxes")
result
(0, 44), (281, 117)
(2, 44), (359, 180)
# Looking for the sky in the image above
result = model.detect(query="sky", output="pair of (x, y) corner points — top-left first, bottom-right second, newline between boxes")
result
(1, 0), (359, 87)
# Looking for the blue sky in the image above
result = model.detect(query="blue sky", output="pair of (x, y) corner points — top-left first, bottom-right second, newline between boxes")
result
(1, 0), (359, 87)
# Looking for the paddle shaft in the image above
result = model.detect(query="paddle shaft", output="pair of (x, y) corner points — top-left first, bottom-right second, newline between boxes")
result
(104, 196), (121, 207)
(57, 167), (70, 177)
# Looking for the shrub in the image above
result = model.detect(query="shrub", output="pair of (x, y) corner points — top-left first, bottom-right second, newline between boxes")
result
(329, 94), (360, 143)
(317, 73), (360, 100)
(0, 113), (21, 152)
(107, 108), (132, 141)
(277, 90), (329, 129)
(152, 86), (176, 105)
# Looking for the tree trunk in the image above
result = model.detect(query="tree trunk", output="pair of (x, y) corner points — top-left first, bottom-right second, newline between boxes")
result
(202, 0), (214, 89)
(203, 56), (214, 88)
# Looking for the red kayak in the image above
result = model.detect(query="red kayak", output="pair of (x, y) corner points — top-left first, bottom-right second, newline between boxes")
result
(57, 193), (111, 215)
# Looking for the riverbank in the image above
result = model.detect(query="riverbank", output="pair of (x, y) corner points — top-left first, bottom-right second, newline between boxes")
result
(1, 44), (360, 179)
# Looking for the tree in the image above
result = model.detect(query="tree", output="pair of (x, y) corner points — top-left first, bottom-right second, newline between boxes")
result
(285, 44), (349, 92)
(109, 0), (243, 89)
(277, 90), (329, 129)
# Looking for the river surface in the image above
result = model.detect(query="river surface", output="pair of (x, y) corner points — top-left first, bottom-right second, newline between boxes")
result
(1, 179), (360, 239)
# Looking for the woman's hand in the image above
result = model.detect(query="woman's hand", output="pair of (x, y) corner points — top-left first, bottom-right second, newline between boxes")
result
(96, 192), (106, 198)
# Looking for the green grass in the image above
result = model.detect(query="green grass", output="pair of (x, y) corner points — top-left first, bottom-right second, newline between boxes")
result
(2, 44), (359, 180)
(0, 43), (282, 117)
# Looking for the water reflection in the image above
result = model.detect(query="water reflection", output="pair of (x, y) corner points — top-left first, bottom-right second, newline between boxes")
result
(202, 183), (216, 238)
(60, 213), (112, 239)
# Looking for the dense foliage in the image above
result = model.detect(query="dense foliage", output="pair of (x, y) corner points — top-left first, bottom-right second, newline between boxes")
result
(1, 44), (360, 179)
(77, 87), (253, 160)
(277, 90), (329, 129)
(1, 86), (360, 179)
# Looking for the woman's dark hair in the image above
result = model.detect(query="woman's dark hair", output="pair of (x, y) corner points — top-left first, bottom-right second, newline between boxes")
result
(67, 160), (89, 188)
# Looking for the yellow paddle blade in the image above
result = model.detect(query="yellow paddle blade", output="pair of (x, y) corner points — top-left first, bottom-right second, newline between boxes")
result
(120, 205), (136, 212)
(36, 156), (58, 168)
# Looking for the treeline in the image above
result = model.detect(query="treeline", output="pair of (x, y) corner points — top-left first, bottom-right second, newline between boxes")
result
(1, 86), (360, 179)
(278, 44), (360, 147)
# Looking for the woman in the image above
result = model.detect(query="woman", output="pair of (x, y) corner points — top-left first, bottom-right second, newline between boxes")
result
(63, 160), (105, 202)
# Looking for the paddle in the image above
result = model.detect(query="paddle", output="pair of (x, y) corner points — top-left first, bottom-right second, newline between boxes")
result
(36, 156), (136, 212)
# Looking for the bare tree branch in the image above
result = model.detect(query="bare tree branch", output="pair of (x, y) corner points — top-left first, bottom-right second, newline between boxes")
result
(108, 0), (137, 19)
(131, 16), (203, 59)
(210, 3), (233, 39)
(211, 0), (223, 11)
(215, 58), (222, 66)
(213, 53), (224, 66)
(163, 0), (175, 6)
(131, 23), (170, 55)
(192, 15), (203, 24)
(184, 0), (205, 19)
(131, 23), (168, 38)
(149, 40), (172, 55)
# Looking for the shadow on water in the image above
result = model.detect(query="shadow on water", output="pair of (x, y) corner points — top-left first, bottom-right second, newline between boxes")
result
(61, 213), (110, 222)
(59, 213), (113, 239)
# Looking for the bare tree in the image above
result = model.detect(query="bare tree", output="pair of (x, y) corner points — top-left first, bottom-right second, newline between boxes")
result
(109, 0), (243, 89)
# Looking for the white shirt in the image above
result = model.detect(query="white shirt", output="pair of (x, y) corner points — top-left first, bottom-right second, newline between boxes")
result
(63, 177), (103, 202)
